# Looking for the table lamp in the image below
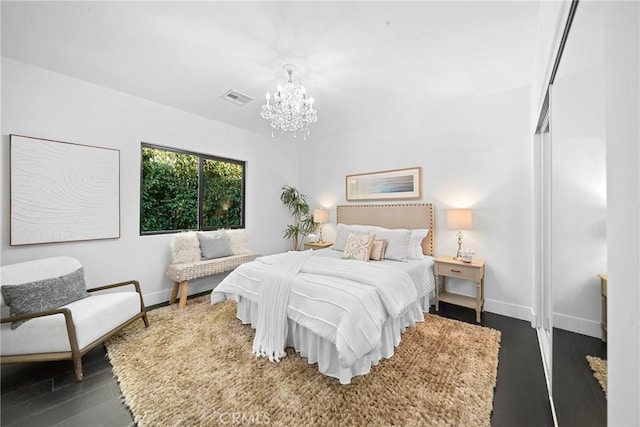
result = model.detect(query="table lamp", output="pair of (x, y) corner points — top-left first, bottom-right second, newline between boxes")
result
(447, 209), (473, 260)
(313, 209), (329, 243)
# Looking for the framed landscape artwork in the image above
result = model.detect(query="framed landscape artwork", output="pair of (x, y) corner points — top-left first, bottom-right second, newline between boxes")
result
(346, 167), (422, 201)
(10, 134), (120, 245)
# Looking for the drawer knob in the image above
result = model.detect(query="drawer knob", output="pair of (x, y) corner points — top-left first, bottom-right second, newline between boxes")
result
(451, 269), (461, 273)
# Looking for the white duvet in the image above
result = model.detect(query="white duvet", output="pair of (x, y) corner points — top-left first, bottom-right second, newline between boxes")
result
(211, 249), (434, 367)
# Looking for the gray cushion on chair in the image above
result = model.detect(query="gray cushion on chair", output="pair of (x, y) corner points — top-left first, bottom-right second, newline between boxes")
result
(197, 232), (233, 260)
(1, 267), (89, 329)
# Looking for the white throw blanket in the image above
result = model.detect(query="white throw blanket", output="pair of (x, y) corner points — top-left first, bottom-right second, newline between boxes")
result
(212, 250), (427, 367)
(301, 256), (416, 318)
(252, 250), (311, 362)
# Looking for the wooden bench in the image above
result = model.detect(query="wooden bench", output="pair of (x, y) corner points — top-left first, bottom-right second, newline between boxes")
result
(166, 230), (260, 308)
(167, 253), (260, 308)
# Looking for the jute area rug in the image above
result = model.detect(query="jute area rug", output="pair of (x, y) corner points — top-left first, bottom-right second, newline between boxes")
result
(586, 355), (608, 398)
(105, 296), (501, 426)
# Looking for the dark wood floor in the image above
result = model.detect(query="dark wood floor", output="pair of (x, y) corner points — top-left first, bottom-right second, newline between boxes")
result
(432, 303), (556, 427)
(1, 299), (606, 427)
(553, 327), (607, 427)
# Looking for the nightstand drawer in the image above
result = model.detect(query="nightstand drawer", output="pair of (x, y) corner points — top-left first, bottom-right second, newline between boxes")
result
(435, 263), (479, 280)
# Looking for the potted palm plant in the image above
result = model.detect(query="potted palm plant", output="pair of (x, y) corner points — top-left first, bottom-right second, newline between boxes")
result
(280, 185), (315, 250)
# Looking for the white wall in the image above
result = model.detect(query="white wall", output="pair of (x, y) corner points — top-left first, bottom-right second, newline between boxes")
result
(603, 1), (640, 424)
(299, 85), (535, 321)
(1, 58), (298, 305)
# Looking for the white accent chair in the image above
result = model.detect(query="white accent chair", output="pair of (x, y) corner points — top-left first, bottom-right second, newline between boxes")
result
(1, 257), (149, 381)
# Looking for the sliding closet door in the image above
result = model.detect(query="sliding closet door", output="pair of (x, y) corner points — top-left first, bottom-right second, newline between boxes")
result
(550, 1), (607, 424)
(551, 2), (606, 341)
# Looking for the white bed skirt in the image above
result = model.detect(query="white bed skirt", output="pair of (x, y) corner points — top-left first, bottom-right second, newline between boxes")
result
(224, 293), (432, 384)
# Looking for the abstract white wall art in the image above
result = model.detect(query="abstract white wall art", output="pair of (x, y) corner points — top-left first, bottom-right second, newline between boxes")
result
(10, 135), (120, 245)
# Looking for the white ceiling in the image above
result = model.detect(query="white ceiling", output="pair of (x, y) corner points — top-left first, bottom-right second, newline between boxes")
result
(1, 1), (540, 140)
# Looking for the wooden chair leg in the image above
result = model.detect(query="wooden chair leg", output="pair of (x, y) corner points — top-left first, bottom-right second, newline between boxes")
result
(72, 352), (84, 381)
(178, 280), (189, 309)
(170, 281), (180, 305)
(142, 312), (150, 328)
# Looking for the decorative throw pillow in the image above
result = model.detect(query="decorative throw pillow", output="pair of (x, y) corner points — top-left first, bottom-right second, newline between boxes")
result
(408, 229), (429, 259)
(198, 232), (233, 260)
(342, 232), (375, 261)
(1, 267), (89, 329)
(224, 229), (252, 255)
(171, 232), (201, 264)
(369, 239), (389, 261)
(371, 227), (411, 262)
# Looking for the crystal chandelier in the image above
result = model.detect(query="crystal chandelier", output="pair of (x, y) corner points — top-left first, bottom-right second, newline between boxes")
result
(260, 64), (318, 140)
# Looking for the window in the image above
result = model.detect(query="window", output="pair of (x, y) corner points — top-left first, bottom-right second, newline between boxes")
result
(140, 143), (245, 234)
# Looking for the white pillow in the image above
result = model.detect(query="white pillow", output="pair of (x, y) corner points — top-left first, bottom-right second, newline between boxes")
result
(342, 232), (375, 261)
(409, 229), (429, 259)
(170, 232), (201, 264)
(198, 230), (227, 240)
(371, 227), (411, 262)
(224, 229), (252, 255)
(332, 224), (372, 251)
(197, 232), (233, 260)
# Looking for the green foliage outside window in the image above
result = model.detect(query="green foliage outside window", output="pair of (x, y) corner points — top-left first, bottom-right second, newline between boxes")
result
(201, 159), (244, 229)
(140, 145), (244, 234)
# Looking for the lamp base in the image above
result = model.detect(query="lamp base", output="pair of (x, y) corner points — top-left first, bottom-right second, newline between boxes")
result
(453, 230), (473, 262)
(455, 230), (463, 260)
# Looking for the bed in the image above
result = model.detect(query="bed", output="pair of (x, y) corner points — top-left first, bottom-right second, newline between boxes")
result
(211, 203), (436, 384)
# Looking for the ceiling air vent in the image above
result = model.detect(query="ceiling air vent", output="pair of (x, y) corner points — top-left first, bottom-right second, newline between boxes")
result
(220, 89), (254, 106)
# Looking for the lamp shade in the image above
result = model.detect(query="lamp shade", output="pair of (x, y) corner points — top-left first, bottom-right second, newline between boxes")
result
(447, 209), (472, 230)
(313, 208), (329, 224)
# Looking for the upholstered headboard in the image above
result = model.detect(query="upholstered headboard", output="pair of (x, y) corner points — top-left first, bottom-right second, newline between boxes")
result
(336, 204), (435, 256)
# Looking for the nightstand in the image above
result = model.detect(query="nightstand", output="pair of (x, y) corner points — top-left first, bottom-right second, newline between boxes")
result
(303, 241), (333, 250)
(434, 255), (486, 322)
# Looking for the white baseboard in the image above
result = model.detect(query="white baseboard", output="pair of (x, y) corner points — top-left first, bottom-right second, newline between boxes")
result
(484, 298), (534, 323)
(143, 289), (176, 307)
(552, 312), (602, 339)
(485, 302), (601, 341)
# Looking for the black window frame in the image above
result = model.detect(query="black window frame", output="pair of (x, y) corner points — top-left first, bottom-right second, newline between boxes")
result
(139, 142), (246, 235)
